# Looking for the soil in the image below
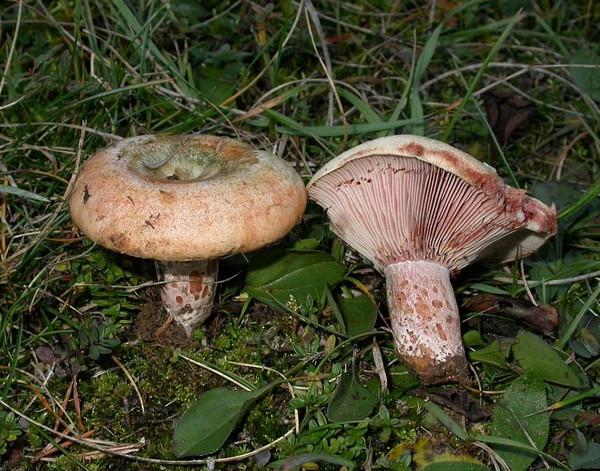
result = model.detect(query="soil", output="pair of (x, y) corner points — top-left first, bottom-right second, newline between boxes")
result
(132, 288), (197, 348)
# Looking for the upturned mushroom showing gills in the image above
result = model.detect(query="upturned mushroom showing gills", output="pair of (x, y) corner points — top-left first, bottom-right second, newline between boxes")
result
(69, 135), (306, 335)
(307, 135), (556, 384)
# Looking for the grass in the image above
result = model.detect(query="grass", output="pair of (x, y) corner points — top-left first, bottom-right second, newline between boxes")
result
(1, 0), (600, 469)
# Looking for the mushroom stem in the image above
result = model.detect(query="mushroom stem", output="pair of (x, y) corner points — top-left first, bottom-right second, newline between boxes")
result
(384, 260), (469, 384)
(155, 259), (219, 336)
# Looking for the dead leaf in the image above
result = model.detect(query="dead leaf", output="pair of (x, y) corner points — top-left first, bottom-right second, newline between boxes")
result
(483, 88), (535, 146)
(413, 388), (491, 422)
(464, 294), (559, 337)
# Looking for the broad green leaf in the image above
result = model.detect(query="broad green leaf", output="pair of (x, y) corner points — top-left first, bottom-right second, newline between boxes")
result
(463, 330), (485, 347)
(245, 249), (345, 310)
(338, 294), (377, 337)
(422, 463), (489, 471)
(424, 402), (468, 441)
(475, 434), (565, 469)
(469, 340), (510, 369)
(569, 430), (600, 469)
(292, 238), (320, 250)
(327, 370), (377, 422)
(173, 386), (268, 457)
(513, 330), (582, 387)
(491, 374), (549, 471)
(278, 453), (355, 470)
(569, 49), (600, 101)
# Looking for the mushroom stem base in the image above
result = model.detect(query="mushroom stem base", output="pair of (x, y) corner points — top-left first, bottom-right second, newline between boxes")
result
(155, 259), (218, 336)
(384, 260), (469, 384)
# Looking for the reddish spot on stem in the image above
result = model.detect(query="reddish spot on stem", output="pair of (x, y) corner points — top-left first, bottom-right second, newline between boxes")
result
(189, 271), (204, 296)
(436, 323), (447, 341)
(175, 296), (183, 304)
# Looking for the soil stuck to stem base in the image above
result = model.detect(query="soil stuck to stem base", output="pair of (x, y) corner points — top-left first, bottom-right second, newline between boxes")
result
(133, 290), (198, 348)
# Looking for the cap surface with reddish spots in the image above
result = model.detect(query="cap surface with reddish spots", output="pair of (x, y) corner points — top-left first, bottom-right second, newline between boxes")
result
(307, 134), (556, 272)
(69, 134), (307, 261)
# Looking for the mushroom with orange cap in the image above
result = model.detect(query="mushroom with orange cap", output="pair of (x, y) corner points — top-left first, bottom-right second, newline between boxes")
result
(307, 135), (556, 384)
(69, 134), (307, 335)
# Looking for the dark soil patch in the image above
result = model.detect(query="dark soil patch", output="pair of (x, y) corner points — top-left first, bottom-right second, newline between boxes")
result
(132, 289), (197, 348)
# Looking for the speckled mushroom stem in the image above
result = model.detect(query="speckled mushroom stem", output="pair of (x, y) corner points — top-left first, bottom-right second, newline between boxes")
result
(384, 260), (469, 384)
(155, 259), (219, 336)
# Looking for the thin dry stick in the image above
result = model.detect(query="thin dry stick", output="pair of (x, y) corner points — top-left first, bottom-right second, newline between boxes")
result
(304, 0), (338, 126)
(0, 0), (23, 97)
(371, 338), (388, 395)
(112, 355), (146, 415)
(0, 122), (120, 140)
(520, 258), (538, 306)
(304, 4), (347, 141)
(556, 131), (588, 180)
(496, 270), (600, 286)
(179, 354), (251, 391)
(473, 441), (511, 471)
(221, 0), (306, 106)
(2, 123), (87, 276)
(2, 398), (294, 466)
(52, 376), (75, 431)
(226, 360), (301, 434)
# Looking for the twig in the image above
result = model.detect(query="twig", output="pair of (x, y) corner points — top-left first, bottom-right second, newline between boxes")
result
(112, 356), (146, 416)
(178, 354), (251, 391)
(0, 0), (23, 97)
(1, 399), (294, 466)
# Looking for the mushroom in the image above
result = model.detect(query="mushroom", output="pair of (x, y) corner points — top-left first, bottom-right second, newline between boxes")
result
(307, 135), (556, 384)
(69, 134), (306, 335)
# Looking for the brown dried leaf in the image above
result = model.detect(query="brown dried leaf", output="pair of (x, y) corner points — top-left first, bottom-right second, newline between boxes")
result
(483, 88), (535, 146)
(465, 294), (559, 337)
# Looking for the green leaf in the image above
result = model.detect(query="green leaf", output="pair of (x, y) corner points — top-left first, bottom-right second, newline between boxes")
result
(264, 108), (418, 137)
(569, 430), (600, 469)
(338, 294), (377, 337)
(491, 374), (550, 471)
(338, 88), (383, 124)
(410, 24), (443, 135)
(513, 330), (582, 387)
(172, 386), (268, 457)
(278, 453), (355, 470)
(469, 283), (511, 295)
(569, 48), (600, 101)
(424, 402), (468, 441)
(442, 11), (521, 141)
(422, 463), (489, 471)
(327, 370), (377, 422)
(0, 184), (50, 203)
(469, 340), (510, 369)
(474, 434), (566, 469)
(245, 249), (345, 310)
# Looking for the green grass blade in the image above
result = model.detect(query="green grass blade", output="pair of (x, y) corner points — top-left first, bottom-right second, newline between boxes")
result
(0, 184), (50, 203)
(558, 177), (600, 220)
(265, 109), (419, 137)
(472, 434), (570, 469)
(442, 11), (522, 142)
(338, 88), (383, 124)
(558, 281), (600, 350)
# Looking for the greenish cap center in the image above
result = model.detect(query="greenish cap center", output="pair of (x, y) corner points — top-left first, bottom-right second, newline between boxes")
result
(121, 136), (257, 182)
